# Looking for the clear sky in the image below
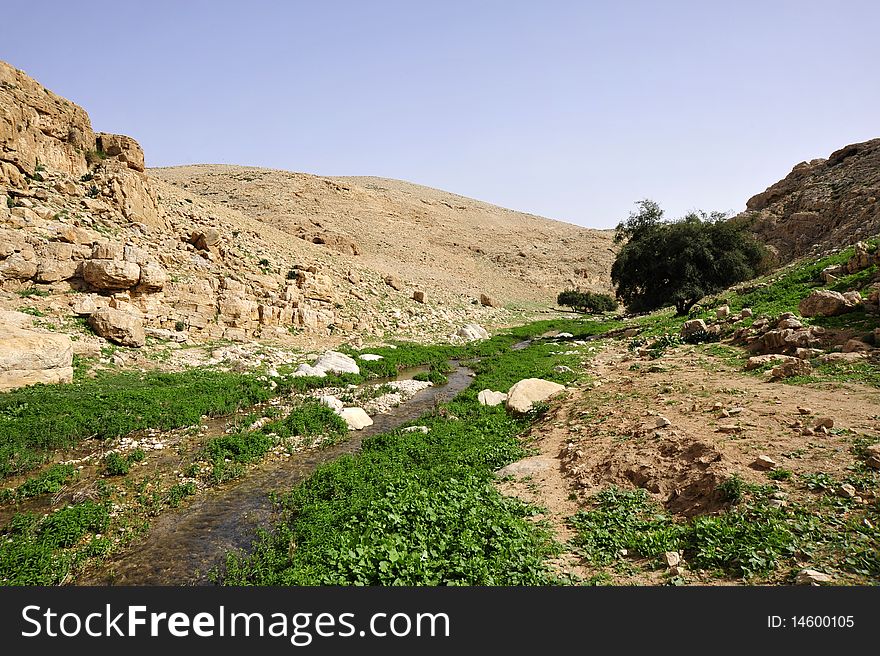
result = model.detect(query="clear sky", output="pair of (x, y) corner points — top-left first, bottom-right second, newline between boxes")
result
(3, 0), (878, 228)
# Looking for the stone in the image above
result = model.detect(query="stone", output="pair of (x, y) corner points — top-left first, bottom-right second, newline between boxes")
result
(190, 228), (221, 251)
(82, 259), (141, 290)
(796, 569), (832, 585)
(402, 425), (430, 434)
(506, 378), (565, 414)
(838, 484), (857, 499)
(70, 294), (102, 316)
(338, 407), (373, 430)
(312, 351), (360, 376)
(680, 319), (707, 339)
(496, 456), (555, 478)
(864, 444), (880, 469)
(383, 275), (404, 290)
(664, 551), (681, 568)
(88, 307), (145, 347)
(843, 339), (871, 353)
(752, 455), (777, 470)
(744, 354), (791, 370)
(717, 424), (743, 434)
(457, 323), (490, 342)
(480, 293), (503, 308)
(478, 389), (508, 407)
(798, 290), (852, 317)
(358, 354), (384, 361)
(137, 262), (167, 291)
(0, 323), (74, 391)
(318, 395), (344, 412)
(412, 290), (426, 303)
(91, 241), (123, 259)
(654, 415), (671, 428)
(797, 406), (813, 415)
(814, 417), (834, 429)
(766, 358), (812, 379)
(740, 308), (753, 319)
(0, 253), (38, 280)
(716, 305), (730, 319)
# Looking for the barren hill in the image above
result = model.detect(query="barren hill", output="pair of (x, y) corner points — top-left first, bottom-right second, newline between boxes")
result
(151, 166), (615, 304)
(735, 137), (880, 261)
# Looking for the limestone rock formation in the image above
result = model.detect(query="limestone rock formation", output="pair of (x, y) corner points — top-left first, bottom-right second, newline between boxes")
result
(737, 138), (880, 261)
(0, 312), (74, 391)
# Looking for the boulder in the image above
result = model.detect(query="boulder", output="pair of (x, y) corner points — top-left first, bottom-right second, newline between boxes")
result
(412, 290), (426, 304)
(137, 262), (167, 291)
(190, 228), (221, 251)
(338, 407), (373, 430)
(383, 275), (404, 291)
(680, 319), (707, 339)
(480, 293), (503, 308)
(864, 444), (880, 469)
(457, 323), (489, 342)
(796, 569), (832, 585)
(740, 308), (753, 319)
(716, 305), (730, 320)
(82, 259), (141, 290)
(313, 351), (360, 376)
(0, 324), (74, 391)
(88, 306), (145, 347)
(496, 456), (555, 478)
(96, 133), (145, 172)
(358, 354), (384, 361)
(478, 389), (508, 407)
(798, 290), (851, 317)
(318, 395), (344, 412)
(843, 339), (871, 353)
(506, 378), (565, 414)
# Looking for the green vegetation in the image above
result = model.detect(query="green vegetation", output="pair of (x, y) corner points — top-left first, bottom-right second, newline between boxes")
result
(16, 287), (49, 298)
(612, 199), (769, 314)
(215, 319), (610, 585)
(103, 449), (146, 477)
(557, 289), (617, 314)
(1, 464), (78, 502)
(0, 501), (110, 585)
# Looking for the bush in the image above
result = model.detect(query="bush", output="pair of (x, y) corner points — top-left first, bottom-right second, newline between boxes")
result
(557, 290), (617, 314)
(611, 200), (768, 315)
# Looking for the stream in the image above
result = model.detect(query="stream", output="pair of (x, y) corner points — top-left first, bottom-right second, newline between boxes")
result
(80, 363), (475, 585)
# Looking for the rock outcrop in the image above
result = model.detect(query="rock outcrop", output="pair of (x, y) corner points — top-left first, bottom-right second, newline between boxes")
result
(736, 138), (880, 262)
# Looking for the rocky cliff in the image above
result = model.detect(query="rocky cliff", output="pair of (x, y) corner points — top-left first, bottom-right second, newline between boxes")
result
(735, 138), (880, 261)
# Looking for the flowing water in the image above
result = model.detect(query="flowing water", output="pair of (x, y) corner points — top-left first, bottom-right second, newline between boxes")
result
(80, 363), (475, 585)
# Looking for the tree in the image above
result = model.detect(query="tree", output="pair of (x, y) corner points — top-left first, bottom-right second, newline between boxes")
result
(611, 200), (768, 315)
(557, 290), (617, 314)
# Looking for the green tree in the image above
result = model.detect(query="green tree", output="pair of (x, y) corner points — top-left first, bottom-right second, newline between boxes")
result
(611, 200), (768, 315)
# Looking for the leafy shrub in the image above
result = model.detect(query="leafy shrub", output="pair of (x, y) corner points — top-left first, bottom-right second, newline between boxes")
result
(557, 289), (617, 314)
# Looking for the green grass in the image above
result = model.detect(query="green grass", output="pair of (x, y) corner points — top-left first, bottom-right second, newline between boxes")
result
(215, 319), (613, 585)
(1, 464), (78, 502)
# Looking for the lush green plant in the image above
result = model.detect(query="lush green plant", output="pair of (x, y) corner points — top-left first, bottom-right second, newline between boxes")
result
(103, 450), (145, 477)
(6, 464), (77, 500)
(166, 482), (196, 508)
(557, 289), (617, 314)
(611, 200), (769, 314)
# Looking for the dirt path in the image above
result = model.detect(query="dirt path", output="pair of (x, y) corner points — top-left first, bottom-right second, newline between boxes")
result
(497, 338), (880, 584)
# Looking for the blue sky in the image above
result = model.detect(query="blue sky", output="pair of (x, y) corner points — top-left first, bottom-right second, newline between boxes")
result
(3, 0), (878, 228)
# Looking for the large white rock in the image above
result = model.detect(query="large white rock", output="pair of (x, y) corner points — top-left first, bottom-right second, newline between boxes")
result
(338, 407), (373, 430)
(318, 395), (344, 412)
(359, 353), (384, 361)
(478, 389), (508, 407)
(457, 323), (490, 342)
(0, 320), (74, 391)
(313, 351), (360, 376)
(505, 378), (565, 414)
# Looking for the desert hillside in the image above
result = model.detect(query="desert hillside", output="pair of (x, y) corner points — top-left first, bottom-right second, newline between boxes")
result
(151, 166), (616, 303)
(736, 138), (880, 262)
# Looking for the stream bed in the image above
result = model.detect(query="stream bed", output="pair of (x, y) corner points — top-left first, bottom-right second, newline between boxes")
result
(80, 363), (475, 585)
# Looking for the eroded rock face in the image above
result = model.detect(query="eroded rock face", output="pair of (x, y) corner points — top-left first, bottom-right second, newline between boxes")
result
(88, 306), (146, 347)
(96, 133), (145, 172)
(0, 316), (74, 391)
(82, 259), (141, 290)
(739, 138), (880, 261)
(0, 61), (94, 183)
(506, 378), (565, 414)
